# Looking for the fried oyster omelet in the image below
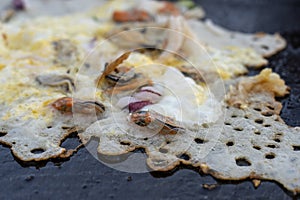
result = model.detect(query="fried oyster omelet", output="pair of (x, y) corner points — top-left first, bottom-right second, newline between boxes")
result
(0, 0), (299, 194)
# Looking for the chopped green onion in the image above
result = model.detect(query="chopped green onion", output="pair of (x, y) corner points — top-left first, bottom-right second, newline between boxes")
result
(177, 0), (196, 9)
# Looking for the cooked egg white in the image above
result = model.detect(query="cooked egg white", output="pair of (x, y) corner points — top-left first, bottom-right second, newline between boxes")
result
(0, 11), (114, 127)
(0, 3), (225, 132)
(138, 65), (222, 127)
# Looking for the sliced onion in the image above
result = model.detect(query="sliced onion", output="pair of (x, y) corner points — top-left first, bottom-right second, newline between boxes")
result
(116, 96), (139, 109)
(116, 86), (163, 110)
(128, 101), (152, 113)
(140, 86), (163, 96)
(133, 91), (161, 103)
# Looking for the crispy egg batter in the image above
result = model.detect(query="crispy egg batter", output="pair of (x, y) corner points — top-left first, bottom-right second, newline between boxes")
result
(1, 0), (299, 195)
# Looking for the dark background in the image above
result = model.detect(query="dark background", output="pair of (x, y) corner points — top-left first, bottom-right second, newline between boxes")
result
(1, 0), (300, 199)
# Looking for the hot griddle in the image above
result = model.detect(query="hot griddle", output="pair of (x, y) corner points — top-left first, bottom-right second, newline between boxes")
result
(0, 0), (300, 199)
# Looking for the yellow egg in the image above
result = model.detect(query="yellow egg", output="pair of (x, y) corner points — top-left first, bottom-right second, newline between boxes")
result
(124, 52), (153, 68)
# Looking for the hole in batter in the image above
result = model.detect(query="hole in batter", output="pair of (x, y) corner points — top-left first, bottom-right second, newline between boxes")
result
(265, 153), (275, 159)
(60, 132), (81, 150)
(0, 131), (7, 137)
(235, 157), (251, 166)
(254, 107), (261, 112)
(120, 141), (131, 146)
(234, 127), (244, 131)
(31, 148), (45, 154)
(274, 138), (281, 143)
(255, 119), (264, 124)
(266, 144), (277, 148)
(293, 145), (300, 151)
(262, 111), (273, 117)
(254, 130), (261, 135)
(226, 141), (234, 146)
(253, 145), (261, 150)
(194, 138), (206, 144)
(177, 153), (190, 161)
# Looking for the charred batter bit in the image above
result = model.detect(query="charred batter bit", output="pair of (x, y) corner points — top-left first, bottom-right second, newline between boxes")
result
(113, 9), (152, 22)
(105, 66), (137, 86)
(96, 52), (131, 87)
(52, 97), (105, 115)
(130, 110), (183, 134)
(96, 51), (153, 95)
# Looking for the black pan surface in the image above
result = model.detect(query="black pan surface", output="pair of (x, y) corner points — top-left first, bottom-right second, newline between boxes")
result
(0, 0), (300, 199)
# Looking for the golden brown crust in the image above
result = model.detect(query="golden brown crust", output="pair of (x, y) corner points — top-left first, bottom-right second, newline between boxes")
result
(96, 52), (131, 88)
(226, 68), (289, 113)
(0, 127), (82, 162)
